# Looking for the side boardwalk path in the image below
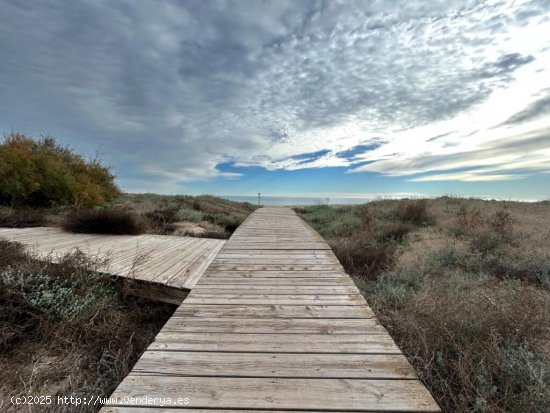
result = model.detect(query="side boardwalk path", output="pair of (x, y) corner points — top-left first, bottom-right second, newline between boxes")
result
(0, 227), (224, 293)
(102, 207), (440, 412)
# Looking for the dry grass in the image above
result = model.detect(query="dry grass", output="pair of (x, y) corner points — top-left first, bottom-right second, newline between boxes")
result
(106, 193), (257, 238)
(0, 193), (257, 239)
(18, 193), (258, 239)
(0, 207), (46, 228)
(298, 197), (550, 412)
(0, 239), (176, 412)
(62, 208), (146, 235)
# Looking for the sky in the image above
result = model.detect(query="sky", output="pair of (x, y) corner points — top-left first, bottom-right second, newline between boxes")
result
(0, 0), (549, 201)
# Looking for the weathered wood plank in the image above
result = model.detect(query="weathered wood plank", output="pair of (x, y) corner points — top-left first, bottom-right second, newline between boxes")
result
(184, 293), (366, 305)
(191, 285), (360, 294)
(198, 277), (354, 285)
(132, 351), (417, 379)
(149, 330), (400, 354)
(0, 227), (225, 292)
(150, 332), (402, 354)
(104, 376), (440, 411)
(173, 304), (374, 318)
(202, 270), (347, 278)
(160, 317), (385, 334)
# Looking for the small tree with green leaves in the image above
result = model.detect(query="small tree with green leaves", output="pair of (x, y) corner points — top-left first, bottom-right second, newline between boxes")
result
(0, 132), (119, 208)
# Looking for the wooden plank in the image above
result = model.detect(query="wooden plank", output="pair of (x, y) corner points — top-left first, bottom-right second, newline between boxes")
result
(202, 270), (347, 278)
(180, 240), (226, 289)
(191, 285), (360, 294)
(150, 332), (402, 354)
(132, 351), (417, 379)
(205, 265), (343, 271)
(198, 277), (355, 286)
(173, 304), (373, 318)
(104, 376), (440, 411)
(184, 294), (365, 305)
(160, 317), (385, 334)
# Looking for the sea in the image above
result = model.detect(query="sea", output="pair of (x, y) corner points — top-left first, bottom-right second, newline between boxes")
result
(223, 195), (375, 206)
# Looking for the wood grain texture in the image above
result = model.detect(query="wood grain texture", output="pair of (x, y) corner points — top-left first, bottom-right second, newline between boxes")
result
(99, 206), (440, 412)
(104, 376), (440, 411)
(0, 227), (224, 290)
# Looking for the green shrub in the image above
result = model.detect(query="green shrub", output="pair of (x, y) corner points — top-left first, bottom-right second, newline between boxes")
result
(428, 245), (462, 269)
(0, 133), (119, 208)
(469, 252), (550, 287)
(0, 207), (45, 227)
(359, 267), (426, 310)
(175, 208), (204, 222)
(1, 267), (115, 321)
(295, 205), (364, 238)
(63, 208), (145, 235)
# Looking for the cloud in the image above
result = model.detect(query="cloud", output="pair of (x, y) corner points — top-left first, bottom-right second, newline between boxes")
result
(502, 93), (550, 125)
(0, 0), (549, 190)
(409, 170), (528, 182)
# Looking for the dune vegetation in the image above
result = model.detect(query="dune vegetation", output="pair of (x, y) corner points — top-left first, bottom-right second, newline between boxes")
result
(0, 133), (119, 208)
(0, 133), (258, 239)
(297, 197), (550, 412)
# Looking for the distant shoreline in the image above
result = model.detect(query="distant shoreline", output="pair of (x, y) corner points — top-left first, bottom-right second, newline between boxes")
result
(222, 195), (547, 206)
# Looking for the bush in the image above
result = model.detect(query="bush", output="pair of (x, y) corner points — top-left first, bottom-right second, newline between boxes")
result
(63, 208), (145, 235)
(455, 204), (483, 235)
(331, 234), (395, 278)
(360, 204), (373, 230)
(1, 267), (115, 322)
(396, 199), (431, 225)
(206, 213), (243, 233)
(0, 133), (119, 208)
(143, 207), (179, 234)
(489, 208), (513, 238)
(470, 230), (503, 254)
(378, 221), (412, 242)
(428, 244), (462, 269)
(0, 239), (27, 268)
(359, 267), (426, 310)
(175, 208), (204, 222)
(295, 205), (364, 238)
(0, 207), (45, 227)
(197, 228), (230, 239)
(469, 252), (550, 287)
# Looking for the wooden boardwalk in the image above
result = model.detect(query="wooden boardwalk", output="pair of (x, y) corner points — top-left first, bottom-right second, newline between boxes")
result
(0, 227), (224, 292)
(101, 207), (440, 412)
